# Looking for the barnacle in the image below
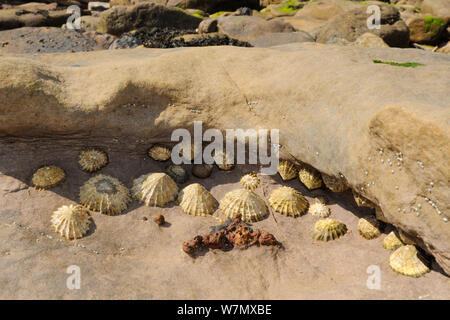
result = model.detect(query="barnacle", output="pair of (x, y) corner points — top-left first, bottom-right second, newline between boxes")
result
(268, 186), (308, 217)
(148, 145), (171, 161)
(78, 148), (108, 172)
(219, 189), (268, 223)
(308, 202), (331, 218)
(80, 174), (131, 215)
(311, 218), (347, 242)
(178, 183), (217, 216)
(382, 231), (405, 250)
(322, 173), (349, 192)
(298, 167), (322, 190)
(278, 160), (297, 181)
(132, 172), (178, 207)
(32, 165), (65, 190)
(240, 173), (260, 191)
(389, 245), (430, 278)
(357, 215), (382, 240)
(51, 204), (91, 240)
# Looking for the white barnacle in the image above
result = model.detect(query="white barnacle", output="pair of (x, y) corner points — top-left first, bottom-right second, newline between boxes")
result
(443, 217), (448, 222)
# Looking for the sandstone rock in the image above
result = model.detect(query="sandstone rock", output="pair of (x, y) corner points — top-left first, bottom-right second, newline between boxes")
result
(353, 32), (389, 48)
(166, 0), (260, 14)
(407, 16), (448, 45)
(0, 7), (70, 31)
(198, 18), (218, 34)
(250, 31), (314, 47)
(98, 3), (202, 35)
(217, 15), (295, 41)
(88, 1), (110, 11)
(316, 4), (410, 47)
(437, 41), (450, 53)
(83, 30), (117, 48)
(421, 0), (450, 18)
(110, 0), (167, 7)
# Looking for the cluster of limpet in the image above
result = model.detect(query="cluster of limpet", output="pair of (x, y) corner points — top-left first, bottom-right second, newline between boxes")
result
(278, 160), (297, 181)
(78, 148), (108, 173)
(240, 173), (260, 191)
(321, 173), (349, 192)
(389, 245), (430, 278)
(80, 174), (131, 215)
(311, 218), (348, 242)
(32, 165), (65, 190)
(219, 189), (268, 223)
(148, 145), (171, 161)
(214, 150), (234, 170)
(51, 204), (91, 240)
(132, 172), (178, 207)
(268, 186), (308, 217)
(382, 231), (404, 250)
(178, 183), (217, 216)
(298, 167), (322, 190)
(308, 201), (331, 218)
(357, 216), (382, 240)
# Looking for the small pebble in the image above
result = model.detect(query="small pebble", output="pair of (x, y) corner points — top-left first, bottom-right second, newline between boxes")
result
(154, 214), (165, 226)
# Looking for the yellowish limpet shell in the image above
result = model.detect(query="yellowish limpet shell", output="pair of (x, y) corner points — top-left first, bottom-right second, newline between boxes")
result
(278, 160), (297, 181)
(148, 145), (172, 161)
(308, 202), (331, 218)
(32, 165), (65, 190)
(51, 204), (91, 240)
(321, 173), (349, 192)
(214, 150), (235, 170)
(80, 174), (131, 215)
(352, 190), (376, 208)
(382, 231), (405, 250)
(219, 188), (268, 223)
(178, 183), (217, 216)
(357, 215), (382, 240)
(268, 186), (308, 217)
(298, 167), (322, 190)
(311, 218), (347, 242)
(78, 148), (108, 172)
(389, 245), (430, 278)
(240, 173), (260, 191)
(132, 172), (178, 207)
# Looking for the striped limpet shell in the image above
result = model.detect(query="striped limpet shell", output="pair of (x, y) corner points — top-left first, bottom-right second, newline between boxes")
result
(308, 202), (331, 218)
(78, 148), (108, 173)
(389, 245), (430, 278)
(269, 186), (308, 217)
(219, 188), (268, 223)
(311, 218), (347, 242)
(298, 167), (322, 190)
(240, 173), (260, 191)
(32, 165), (65, 190)
(148, 145), (172, 161)
(80, 174), (131, 215)
(321, 173), (349, 192)
(357, 215), (382, 240)
(278, 160), (297, 181)
(178, 183), (217, 216)
(51, 204), (91, 240)
(132, 172), (178, 207)
(382, 231), (404, 250)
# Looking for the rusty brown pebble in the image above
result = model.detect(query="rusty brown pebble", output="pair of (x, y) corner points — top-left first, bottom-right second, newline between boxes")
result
(192, 164), (213, 178)
(154, 214), (165, 225)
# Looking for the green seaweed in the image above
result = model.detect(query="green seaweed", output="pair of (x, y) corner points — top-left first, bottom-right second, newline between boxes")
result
(424, 16), (445, 32)
(209, 11), (232, 18)
(276, 0), (304, 14)
(373, 59), (425, 68)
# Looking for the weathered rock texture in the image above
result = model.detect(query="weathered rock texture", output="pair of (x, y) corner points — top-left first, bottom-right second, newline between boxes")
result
(0, 43), (449, 275)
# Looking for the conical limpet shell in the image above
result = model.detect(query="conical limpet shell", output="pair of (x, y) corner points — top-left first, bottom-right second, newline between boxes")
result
(382, 231), (404, 250)
(178, 183), (217, 216)
(321, 173), (349, 192)
(78, 148), (108, 172)
(148, 145), (171, 161)
(32, 165), (65, 190)
(268, 186), (308, 217)
(214, 150), (234, 170)
(352, 190), (376, 208)
(51, 204), (91, 240)
(308, 202), (331, 218)
(240, 173), (260, 191)
(278, 160), (297, 181)
(166, 164), (188, 184)
(219, 188), (268, 223)
(357, 215), (382, 240)
(311, 218), (347, 242)
(298, 167), (322, 190)
(389, 245), (430, 278)
(132, 172), (178, 207)
(80, 174), (131, 215)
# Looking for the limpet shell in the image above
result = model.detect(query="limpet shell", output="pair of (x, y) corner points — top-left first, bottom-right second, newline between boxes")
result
(278, 160), (297, 181)
(166, 164), (188, 184)
(240, 173), (260, 191)
(311, 218), (347, 242)
(178, 183), (217, 216)
(78, 148), (108, 172)
(321, 173), (349, 192)
(298, 167), (322, 190)
(357, 215), (382, 240)
(268, 186), (308, 217)
(80, 174), (131, 215)
(214, 150), (234, 170)
(32, 165), (65, 190)
(219, 188), (268, 223)
(132, 172), (178, 207)
(308, 202), (331, 218)
(51, 204), (91, 240)
(148, 145), (171, 161)
(389, 245), (430, 278)
(352, 190), (376, 208)
(382, 231), (404, 250)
